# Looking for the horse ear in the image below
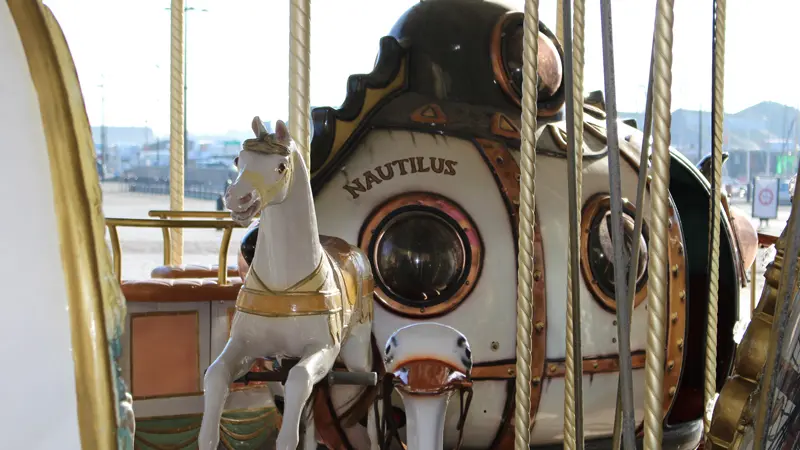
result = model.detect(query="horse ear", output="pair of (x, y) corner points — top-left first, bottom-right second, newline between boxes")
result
(251, 116), (268, 139)
(275, 120), (290, 144)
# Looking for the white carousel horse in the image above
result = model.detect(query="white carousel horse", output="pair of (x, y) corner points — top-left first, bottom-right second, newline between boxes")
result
(198, 118), (376, 450)
(377, 323), (474, 450)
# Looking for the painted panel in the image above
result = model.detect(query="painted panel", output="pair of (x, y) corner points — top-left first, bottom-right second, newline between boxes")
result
(131, 311), (200, 399)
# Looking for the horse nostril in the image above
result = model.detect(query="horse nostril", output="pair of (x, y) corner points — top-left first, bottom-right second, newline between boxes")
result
(239, 193), (253, 204)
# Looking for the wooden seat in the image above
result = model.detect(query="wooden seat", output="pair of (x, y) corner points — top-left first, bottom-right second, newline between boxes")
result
(121, 278), (243, 303)
(149, 264), (239, 280)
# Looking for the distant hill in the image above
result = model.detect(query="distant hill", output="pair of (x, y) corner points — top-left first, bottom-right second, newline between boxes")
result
(619, 101), (800, 158)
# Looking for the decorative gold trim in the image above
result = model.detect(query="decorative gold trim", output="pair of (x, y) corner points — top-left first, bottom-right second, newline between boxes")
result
(490, 113), (521, 139)
(580, 194), (649, 312)
(8, 2), (120, 448)
(410, 103), (447, 125)
(322, 58), (407, 172)
(235, 290), (342, 317)
(358, 192), (483, 318)
(706, 221), (795, 449)
(471, 353), (647, 380)
(129, 310), (202, 400)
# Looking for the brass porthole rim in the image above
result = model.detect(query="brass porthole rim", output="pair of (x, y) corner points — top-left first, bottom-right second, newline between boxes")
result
(580, 194), (649, 312)
(358, 192), (483, 319)
(489, 12), (566, 117)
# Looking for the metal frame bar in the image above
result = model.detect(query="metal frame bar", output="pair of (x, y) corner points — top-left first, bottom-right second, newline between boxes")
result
(561, 0), (585, 447)
(515, 1), (541, 448)
(598, 1), (637, 447)
(105, 217), (246, 285)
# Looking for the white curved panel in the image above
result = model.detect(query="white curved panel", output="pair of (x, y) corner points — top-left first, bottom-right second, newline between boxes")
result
(316, 130), (519, 364)
(533, 151), (652, 359)
(0, 4), (81, 449)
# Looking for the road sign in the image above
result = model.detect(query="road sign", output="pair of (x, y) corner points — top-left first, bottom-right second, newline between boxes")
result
(753, 177), (780, 219)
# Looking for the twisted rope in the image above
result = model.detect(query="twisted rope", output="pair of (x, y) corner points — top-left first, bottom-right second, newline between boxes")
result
(643, 1), (675, 448)
(289, 0), (311, 171)
(515, 1), (539, 448)
(563, 0), (585, 447)
(704, 0), (726, 435)
(169, 0), (185, 265)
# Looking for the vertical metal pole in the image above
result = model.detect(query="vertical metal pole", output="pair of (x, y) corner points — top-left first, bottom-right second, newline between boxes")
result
(289, 0), (312, 171)
(705, 0), (726, 434)
(169, 0), (185, 265)
(556, 0), (564, 45)
(598, 1), (637, 447)
(562, 0), (584, 447)
(643, 0), (676, 447)
(515, 1), (540, 448)
(613, 36), (656, 450)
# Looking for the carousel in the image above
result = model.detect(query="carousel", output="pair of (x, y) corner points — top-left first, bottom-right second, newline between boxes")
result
(2, 0), (799, 449)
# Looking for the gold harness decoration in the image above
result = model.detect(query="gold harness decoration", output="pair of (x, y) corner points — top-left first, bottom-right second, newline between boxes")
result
(236, 252), (348, 342)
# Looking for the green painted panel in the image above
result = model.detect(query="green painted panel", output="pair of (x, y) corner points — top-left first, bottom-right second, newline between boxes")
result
(134, 407), (279, 450)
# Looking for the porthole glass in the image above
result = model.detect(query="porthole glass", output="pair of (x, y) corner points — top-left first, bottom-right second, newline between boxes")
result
(581, 195), (649, 311)
(359, 193), (483, 318)
(374, 211), (466, 305)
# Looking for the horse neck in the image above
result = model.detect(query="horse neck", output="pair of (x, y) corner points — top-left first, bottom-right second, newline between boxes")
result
(251, 157), (323, 291)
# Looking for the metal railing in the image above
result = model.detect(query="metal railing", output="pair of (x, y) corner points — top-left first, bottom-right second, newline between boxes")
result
(106, 210), (249, 285)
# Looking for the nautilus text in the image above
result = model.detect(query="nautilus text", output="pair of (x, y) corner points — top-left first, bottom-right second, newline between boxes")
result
(342, 156), (458, 199)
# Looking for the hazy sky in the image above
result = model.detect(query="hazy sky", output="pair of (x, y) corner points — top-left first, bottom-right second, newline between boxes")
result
(42, 0), (800, 137)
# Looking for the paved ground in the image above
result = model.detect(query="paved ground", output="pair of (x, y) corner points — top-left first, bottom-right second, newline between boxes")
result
(102, 183), (791, 325)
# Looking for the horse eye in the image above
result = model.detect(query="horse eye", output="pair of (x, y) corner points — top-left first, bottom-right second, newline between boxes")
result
(277, 163), (287, 174)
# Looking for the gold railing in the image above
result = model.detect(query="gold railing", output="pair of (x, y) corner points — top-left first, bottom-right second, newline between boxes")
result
(106, 211), (249, 285)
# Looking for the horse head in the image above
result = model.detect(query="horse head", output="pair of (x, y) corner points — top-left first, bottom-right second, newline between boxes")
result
(225, 117), (303, 225)
(383, 323), (473, 450)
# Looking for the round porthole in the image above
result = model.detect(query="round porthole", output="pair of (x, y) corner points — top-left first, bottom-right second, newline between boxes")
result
(490, 12), (565, 116)
(359, 192), (483, 318)
(580, 194), (649, 312)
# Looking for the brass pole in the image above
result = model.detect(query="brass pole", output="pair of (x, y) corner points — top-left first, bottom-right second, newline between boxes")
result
(704, 0), (726, 434)
(643, 0), (676, 447)
(289, 0), (311, 170)
(515, 0), (540, 448)
(562, 0), (585, 447)
(169, 0), (185, 265)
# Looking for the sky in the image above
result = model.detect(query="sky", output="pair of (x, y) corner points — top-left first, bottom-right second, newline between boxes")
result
(42, 0), (800, 138)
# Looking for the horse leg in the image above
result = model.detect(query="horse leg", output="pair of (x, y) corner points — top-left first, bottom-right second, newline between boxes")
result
(276, 344), (340, 450)
(198, 336), (254, 450)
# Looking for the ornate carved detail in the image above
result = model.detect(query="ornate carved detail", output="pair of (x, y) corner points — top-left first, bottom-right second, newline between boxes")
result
(310, 36), (408, 189)
(410, 103), (447, 125)
(706, 224), (794, 449)
(490, 113), (520, 139)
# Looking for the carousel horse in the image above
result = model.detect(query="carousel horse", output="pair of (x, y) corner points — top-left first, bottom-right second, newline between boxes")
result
(198, 118), (376, 450)
(374, 323), (474, 450)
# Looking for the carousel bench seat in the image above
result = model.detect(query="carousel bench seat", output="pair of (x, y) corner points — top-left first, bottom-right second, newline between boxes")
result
(150, 264), (239, 279)
(121, 277), (243, 302)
